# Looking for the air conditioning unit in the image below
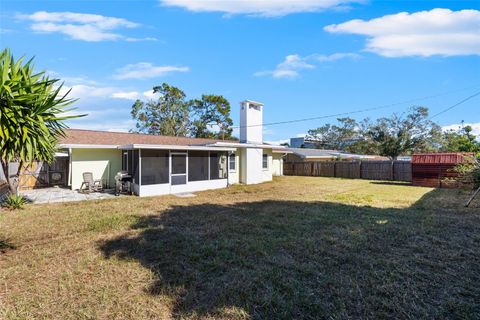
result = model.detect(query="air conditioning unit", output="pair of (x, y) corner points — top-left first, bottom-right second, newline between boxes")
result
(49, 171), (65, 186)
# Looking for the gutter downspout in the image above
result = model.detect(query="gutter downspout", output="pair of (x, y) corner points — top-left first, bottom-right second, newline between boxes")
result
(68, 148), (73, 189)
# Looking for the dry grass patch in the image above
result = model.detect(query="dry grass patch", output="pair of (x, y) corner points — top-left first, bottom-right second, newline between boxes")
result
(1, 177), (479, 319)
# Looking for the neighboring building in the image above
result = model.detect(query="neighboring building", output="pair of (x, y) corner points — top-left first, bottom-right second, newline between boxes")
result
(289, 137), (317, 149)
(285, 148), (387, 162)
(17, 100), (288, 197)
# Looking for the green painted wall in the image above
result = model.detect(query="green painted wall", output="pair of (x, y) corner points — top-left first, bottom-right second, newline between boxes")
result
(70, 148), (122, 190)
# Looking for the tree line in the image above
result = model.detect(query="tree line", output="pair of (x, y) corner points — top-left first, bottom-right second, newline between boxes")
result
(302, 107), (479, 159)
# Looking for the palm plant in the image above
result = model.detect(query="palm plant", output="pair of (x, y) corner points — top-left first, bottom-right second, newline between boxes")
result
(0, 48), (80, 194)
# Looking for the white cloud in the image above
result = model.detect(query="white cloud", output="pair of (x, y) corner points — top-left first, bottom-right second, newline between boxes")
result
(143, 89), (162, 99)
(443, 123), (480, 138)
(18, 11), (156, 42)
(111, 91), (142, 100)
(254, 52), (359, 79)
(55, 73), (163, 101)
(324, 8), (480, 57)
(160, 0), (362, 17)
(254, 54), (315, 79)
(113, 62), (190, 80)
(60, 84), (144, 101)
(312, 52), (361, 62)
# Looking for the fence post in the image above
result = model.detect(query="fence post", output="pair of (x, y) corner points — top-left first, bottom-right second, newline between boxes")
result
(390, 161), (394, 181)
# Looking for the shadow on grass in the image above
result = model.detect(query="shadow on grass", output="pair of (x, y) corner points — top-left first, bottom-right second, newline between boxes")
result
(369, 181), (412, 186)
(0, 238), (16, 253)
(98, 190), (480, 319)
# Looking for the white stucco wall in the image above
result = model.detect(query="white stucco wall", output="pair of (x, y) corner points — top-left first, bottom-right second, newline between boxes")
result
(70, 148), (122, 190)
(261, 149), (273, 182)
(272, 153), (283, 176)
(240, 147), (264, 184)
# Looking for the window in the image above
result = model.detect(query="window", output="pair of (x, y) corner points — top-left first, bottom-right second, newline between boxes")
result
(210, 152), (227, 180)
(141, 150), (169, 185)
(188, 151), (209, 182)
(262, 153), (268, 169)
(229, 153), (236, 171)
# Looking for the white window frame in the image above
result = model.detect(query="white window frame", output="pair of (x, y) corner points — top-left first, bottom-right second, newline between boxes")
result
(229, 153), (236, 172)
(262, 153), (269, 170)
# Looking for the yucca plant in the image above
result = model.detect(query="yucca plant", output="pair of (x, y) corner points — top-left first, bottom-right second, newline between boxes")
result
(0, 48), (82, 194)
(2, 194), (28, 210)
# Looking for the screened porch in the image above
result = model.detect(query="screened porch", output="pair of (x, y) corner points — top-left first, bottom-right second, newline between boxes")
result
(120, 146), (235, 197)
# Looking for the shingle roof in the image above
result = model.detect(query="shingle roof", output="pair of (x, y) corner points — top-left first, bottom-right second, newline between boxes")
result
(59, 129), (232, 146)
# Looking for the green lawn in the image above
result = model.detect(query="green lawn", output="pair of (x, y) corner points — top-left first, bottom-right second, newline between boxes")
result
(1, 176), (479, 319)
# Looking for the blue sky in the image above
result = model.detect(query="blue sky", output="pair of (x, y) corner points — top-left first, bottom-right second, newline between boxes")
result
(1, 0), (480, 144)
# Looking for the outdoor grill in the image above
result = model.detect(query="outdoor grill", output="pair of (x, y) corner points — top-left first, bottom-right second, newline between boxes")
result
(114, 171), (132, 196)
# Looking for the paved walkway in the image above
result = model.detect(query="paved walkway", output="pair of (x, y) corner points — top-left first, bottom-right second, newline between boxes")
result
(21, 187), (117, 204)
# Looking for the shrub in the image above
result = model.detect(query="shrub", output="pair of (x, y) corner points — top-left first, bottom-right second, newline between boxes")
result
(453, 161), (480, 189)
(2, 194), (28, 210)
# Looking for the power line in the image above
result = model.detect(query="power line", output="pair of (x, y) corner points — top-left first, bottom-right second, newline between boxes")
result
(429, 90), (480, 120)
(294, 90), (480, 144)
(231, 84), (480, 129)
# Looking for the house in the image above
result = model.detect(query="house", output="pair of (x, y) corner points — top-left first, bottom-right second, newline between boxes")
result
(285, 148), (387, 162)
(23, 100), (288, 197)
(289, 137), (318, 149)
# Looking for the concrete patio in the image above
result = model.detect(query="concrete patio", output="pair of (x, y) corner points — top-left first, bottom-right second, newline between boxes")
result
(21, 187), (117, 204)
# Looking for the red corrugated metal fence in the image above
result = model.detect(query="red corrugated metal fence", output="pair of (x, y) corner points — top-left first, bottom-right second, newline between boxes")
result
(412, 153), (476, 188)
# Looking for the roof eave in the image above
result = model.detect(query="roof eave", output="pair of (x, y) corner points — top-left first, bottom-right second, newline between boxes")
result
(120, 144), (236, 152)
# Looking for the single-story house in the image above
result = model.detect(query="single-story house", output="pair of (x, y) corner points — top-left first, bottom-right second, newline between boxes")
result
(16, 100), (289, 197)
(285, 148), (388, 162)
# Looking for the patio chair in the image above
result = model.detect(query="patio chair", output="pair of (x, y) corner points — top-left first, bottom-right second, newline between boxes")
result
(80, 172), (103, 193)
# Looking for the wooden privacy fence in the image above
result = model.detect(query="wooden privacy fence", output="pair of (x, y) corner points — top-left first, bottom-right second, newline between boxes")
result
(284, 161), (412, 182)
(0, 166), (8, 199)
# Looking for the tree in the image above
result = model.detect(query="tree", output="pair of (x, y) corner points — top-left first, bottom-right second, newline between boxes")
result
(306, 117), (376, 154)
(189, 95), (233, 139)
(131, 83), (190, 136)
(366, 106), (442, 159)
(131, 84), (234, 140)
(441, 124), (480, 153)
(306, 117), (361, 150)
(0, 49), (78, 194)
(305, 106), (443, 159)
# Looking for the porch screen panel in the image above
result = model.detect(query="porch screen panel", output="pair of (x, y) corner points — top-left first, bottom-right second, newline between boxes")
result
(188, 151), (209, 181)
(210, 152), (227, 180)
(141, 150), (169, 185)
(132, 150), (139, 184)
(127, 150), (133, 174)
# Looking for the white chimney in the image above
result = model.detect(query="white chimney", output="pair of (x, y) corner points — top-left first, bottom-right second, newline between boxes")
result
(240, 100), (263, 144)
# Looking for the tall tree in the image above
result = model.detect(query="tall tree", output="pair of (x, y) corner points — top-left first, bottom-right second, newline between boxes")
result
(306, 117), (376, 154)
(189, 95), (234, 139)
(306, 117), (359, 150)
(366, 106), (442, 159)
(441, 124), (480, 153)
(0, 49), (78, 194)
(131, 83), (190, 136)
